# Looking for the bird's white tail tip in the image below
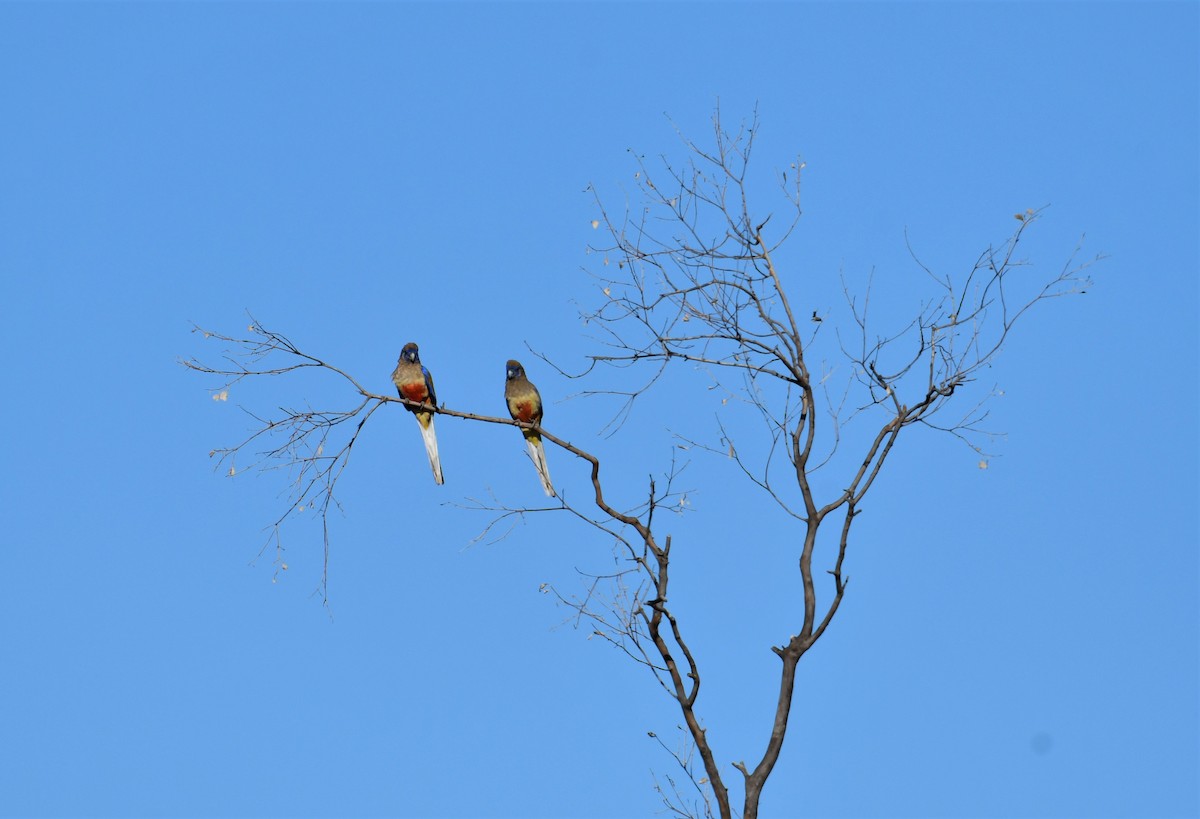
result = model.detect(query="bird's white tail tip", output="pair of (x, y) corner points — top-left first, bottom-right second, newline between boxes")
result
(419, 417), (444, 485)
(526, 438), (555, 497)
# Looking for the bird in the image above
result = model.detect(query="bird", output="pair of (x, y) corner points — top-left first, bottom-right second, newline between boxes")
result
(504, 359), (555, 497)
(392, 342), (444, 485)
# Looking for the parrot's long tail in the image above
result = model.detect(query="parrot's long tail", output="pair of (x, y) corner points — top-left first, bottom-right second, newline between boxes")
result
(418, 415), (444, 485)
(525, 436), (555, 497)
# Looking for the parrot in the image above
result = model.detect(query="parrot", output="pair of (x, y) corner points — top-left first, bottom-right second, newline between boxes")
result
(504, 359), (555, 497)
(392, 342), (444, 485)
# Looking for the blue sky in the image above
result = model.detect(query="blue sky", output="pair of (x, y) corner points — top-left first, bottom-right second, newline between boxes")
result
(1, 2), (1196, 818)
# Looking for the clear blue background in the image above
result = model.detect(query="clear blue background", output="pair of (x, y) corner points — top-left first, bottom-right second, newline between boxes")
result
(1, 3), (1196, 818)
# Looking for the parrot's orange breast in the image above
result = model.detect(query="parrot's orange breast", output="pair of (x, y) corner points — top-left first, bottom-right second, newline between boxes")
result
(511, 400), (536, 422)
(399, 382), (429, 403)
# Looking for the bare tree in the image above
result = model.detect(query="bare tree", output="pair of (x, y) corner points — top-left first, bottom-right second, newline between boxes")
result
(183, 110), (1095, 818)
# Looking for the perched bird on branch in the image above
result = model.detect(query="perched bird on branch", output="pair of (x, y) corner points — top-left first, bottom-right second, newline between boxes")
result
(504, 359), (555, 497)
(392, 342), (444, 485)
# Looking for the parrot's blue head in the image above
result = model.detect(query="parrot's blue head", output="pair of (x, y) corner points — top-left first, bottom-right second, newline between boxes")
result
(401, 342), (420, 364)
(506, 360), (523, 380)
